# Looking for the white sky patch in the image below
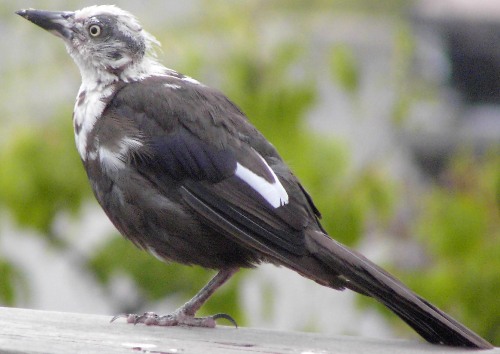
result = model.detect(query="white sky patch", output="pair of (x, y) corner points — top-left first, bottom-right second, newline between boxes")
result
(235, 160), (288, 208)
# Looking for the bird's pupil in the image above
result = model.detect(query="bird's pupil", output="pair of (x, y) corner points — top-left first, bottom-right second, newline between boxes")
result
(90, 25), (100, 36)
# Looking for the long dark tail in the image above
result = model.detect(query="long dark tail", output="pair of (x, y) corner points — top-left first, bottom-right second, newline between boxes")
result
(307, 230), (494, 349)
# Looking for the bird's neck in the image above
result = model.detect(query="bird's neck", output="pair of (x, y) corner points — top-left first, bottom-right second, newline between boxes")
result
(73, 82), (115, 161)
(70, 50), (168, 90)
(120, 56), (168, 82)
(73, 55), (170, 161)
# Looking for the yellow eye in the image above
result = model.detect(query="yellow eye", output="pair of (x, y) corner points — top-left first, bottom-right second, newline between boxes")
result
(89, 24), (101, 37)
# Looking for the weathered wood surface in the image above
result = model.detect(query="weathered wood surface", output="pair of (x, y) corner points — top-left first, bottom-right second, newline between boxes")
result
(0, 307), (497, 353)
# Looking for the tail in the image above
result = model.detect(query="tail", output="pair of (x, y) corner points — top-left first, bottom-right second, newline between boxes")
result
(306, 230), (494, 349)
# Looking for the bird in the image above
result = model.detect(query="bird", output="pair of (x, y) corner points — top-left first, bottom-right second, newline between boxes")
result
(16, 5), (493, 349)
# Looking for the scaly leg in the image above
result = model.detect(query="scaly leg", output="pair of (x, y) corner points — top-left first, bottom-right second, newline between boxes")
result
(111, 268), (238, 328)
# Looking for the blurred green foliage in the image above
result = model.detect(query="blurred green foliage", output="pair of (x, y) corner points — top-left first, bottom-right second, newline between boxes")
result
(330, 45), (360, 94)
(0, 115), (90, 237)
(405, 153), (500, 344)
(0, 257), (22, 306)
(391, 23), (416, 125)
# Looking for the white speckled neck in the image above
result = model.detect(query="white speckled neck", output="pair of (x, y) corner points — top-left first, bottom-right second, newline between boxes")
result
(73, 83), (114, 160)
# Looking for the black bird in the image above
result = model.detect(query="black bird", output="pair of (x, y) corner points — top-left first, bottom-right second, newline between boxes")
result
(16, 6), (493, 349)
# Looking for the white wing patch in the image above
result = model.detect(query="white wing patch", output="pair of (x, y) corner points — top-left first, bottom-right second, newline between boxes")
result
(99, 146), (125, 172)
(163, 83), (181, 90)
(120, 136), (143, 150)
(99, 136), (143, 173)
(235, 156), (289, 208)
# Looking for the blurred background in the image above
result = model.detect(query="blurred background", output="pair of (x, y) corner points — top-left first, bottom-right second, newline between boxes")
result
(1, 0), (499, 345)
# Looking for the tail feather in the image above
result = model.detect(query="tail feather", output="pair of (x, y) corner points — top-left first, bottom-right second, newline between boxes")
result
(309, 231), (494, 349)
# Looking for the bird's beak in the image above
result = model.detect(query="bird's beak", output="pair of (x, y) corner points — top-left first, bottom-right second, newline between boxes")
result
(16, 9), (75, 41)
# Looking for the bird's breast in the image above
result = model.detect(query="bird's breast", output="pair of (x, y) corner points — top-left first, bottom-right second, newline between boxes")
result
(73, 83), (116, 160)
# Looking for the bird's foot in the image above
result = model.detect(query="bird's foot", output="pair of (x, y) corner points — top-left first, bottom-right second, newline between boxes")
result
(111, 269), (239, 328)
(111, 310), (237, 328)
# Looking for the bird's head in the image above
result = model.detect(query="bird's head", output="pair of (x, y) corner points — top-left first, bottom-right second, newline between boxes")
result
(17, 5), (162, 85)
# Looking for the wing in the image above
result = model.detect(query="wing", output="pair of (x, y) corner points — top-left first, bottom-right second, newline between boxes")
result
(104, 75), (323, 261)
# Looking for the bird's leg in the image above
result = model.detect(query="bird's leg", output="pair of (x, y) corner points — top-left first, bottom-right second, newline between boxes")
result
(111, 268), (239, 328)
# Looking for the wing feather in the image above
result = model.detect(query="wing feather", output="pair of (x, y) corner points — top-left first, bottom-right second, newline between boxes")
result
(105, 75), (324, 258)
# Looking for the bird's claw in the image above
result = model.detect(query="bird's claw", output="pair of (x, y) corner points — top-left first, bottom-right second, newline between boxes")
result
(212, 313), (238, 328)
(110, 311), (238, 328)
(109, 313), (130, 323)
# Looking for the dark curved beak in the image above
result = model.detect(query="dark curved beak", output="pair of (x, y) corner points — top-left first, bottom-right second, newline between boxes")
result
(16, 9), (75, 40)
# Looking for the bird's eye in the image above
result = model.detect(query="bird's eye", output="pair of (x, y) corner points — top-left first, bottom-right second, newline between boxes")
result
(88, 24), (102, 37)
